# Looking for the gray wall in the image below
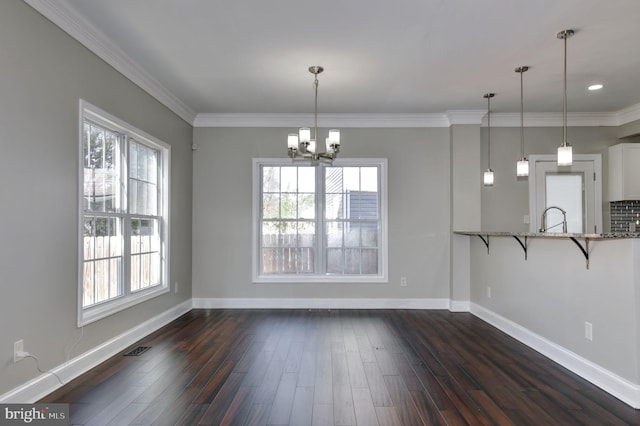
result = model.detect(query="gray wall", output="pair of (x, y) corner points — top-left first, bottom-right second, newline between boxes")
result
(469, 236), (640, 384)
(192, 127), (451, 300)
(480, 126), (621, 232)
(1, 1), (193, 395)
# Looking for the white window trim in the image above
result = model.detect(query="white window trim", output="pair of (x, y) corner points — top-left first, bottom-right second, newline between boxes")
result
(78, 99), (171, 326)
(252, 157), (388, 284)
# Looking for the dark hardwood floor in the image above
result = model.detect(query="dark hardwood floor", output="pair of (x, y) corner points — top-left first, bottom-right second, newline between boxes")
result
(41, 309), (639, 425)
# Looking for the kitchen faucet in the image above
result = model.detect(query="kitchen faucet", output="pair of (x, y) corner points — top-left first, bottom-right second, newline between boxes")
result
(539, 206), (568, 233)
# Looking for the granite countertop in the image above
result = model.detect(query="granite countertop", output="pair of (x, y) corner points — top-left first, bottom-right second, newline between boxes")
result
(453, 230), (640, 240)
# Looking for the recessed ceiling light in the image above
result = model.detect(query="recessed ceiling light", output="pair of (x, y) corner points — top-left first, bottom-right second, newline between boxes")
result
(588, 84), (603, 91)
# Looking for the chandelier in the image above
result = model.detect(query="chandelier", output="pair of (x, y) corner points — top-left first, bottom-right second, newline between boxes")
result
(287, 66), (341, 162)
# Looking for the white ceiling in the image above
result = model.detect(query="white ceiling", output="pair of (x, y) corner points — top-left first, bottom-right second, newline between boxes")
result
(27, 0), (640, 124)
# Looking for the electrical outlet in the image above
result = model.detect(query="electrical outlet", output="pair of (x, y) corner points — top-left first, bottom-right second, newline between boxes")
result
(523, 215), (530, 224)
(585, 322), (593, 341)
(487, 286), (492, 298)
(400, 277), (407, 287)
(14, 340), (24, 363)
(174, 281), (179, 294)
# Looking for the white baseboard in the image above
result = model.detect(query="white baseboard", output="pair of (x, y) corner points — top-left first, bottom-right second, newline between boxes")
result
(449, 300), (471, 312)
(470, 302), (640, 409)
(0, 299), (193, 404)
(192, 297), (451, 310)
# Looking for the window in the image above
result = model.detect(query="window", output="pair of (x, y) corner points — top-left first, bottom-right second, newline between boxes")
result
(79, 100), (170, 326)
(252, 158), (387, 283)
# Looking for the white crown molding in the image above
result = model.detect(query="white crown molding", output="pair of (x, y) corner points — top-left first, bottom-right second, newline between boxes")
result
(0, 299), (192, 403)
(446, 110), (486, 125)
(24, 0), (196, 124)
(195, 111), (631, 128)
(193, 113), (451, 128)
(485, 112), (619, 127)
(471, 303), (640, 409)
(616, 102), (640, 126)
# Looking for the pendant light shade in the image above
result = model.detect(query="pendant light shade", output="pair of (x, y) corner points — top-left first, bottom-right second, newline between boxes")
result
(483, 169), (495, 186)
(483, 93), (495, 187)
(557, 29), (574, 166)
(515, 66), (529, 177)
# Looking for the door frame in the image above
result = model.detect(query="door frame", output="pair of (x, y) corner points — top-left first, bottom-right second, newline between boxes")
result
(528, 154), (602, 234)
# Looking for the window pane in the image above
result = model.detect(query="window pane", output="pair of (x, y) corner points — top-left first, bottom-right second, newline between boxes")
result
(361, 224), (378, 247)
(325, 167), (342, 193)
(344, 249), (361, 274)
(343, 167), (360, 191)
(298, 193), (315, 219)
(361, 249), (378, 274)
(262, 193), (280, 219)
(131, 218), (160, 291)
(326, 222), (343, 247)
(360, 167), (378, 192)
(281, 167), (297, 192)
(82, 215), (122, 307)
(345, 223), (360, 247)
(281, 194), (298, 219)
(129, 141), (159, 216)
(298, 167), (315, 192)
(263, 166), (280, 192)
(326, 248), (343, 274)
(83, 123), (120, 212)
(325, 193), (344, 220)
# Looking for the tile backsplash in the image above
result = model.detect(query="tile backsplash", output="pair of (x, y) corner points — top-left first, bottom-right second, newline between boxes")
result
(610, 200), (640, 232)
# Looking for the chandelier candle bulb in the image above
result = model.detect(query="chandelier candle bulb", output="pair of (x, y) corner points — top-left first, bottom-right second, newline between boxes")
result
(299, 127), (311, 144)
(288, 133), (299, 150)
(308, 140), (317, 154)
(328, 129), (340, 145)
(325, 137), (333, 153)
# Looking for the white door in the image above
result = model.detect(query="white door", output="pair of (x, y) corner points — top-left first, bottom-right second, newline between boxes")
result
(529, 155), (602, 234)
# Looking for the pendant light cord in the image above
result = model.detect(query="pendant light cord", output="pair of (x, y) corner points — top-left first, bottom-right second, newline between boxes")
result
(313, 74), (319, 144)
(520, 70), (525, 158)
(487, 95), (491, 169)
(563, 33), (568, 145)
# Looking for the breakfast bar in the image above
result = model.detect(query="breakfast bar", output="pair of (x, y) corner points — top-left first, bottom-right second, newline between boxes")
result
(455, 231), (640, 408)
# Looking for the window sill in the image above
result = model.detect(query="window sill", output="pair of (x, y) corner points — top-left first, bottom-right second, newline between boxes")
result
(78, 285), (169, 327)
(253, 275), (388, 284)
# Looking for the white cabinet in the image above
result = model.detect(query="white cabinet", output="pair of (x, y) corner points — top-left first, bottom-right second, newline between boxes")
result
(609, 143), (640, 201)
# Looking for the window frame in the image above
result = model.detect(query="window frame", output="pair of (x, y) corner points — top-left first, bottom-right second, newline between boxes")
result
(252, 157), (388, 283)
(78, 100), (170, 326)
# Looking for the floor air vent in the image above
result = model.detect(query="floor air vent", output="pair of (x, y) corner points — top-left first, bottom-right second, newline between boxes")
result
(124, 346), (151, 356)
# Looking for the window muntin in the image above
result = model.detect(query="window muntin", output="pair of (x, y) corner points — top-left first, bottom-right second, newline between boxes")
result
(79, 100), (169, 325)
(254, 158), (387, 283)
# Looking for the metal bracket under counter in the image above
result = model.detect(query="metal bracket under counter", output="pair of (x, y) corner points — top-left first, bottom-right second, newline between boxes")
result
(454, 231), (602, 269)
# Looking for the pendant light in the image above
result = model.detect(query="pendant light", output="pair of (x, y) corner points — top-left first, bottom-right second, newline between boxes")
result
(515, 66), (529, 177)
(557, 29), (574, 166)
(483, 93), (495, 186)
